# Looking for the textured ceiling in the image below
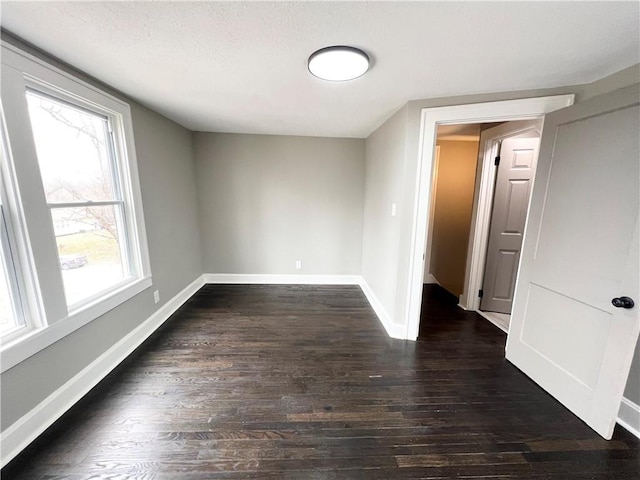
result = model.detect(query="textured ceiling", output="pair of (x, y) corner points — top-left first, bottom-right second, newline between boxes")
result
(1, 2), (638, 138)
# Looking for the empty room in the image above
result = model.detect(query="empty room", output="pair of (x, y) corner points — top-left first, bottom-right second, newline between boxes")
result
(0, 2), (639, 478)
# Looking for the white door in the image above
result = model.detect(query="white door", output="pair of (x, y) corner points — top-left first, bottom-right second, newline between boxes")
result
(481, 136), (540, 313)
(506, 85), (640, 439)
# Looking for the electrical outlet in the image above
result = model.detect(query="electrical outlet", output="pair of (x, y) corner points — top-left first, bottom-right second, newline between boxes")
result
(391, 203), (397, 217)
(153, 290), (160, 304)
(296, 260), (302, 270)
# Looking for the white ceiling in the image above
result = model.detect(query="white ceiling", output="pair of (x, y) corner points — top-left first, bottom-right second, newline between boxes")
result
(1, 2), (638, 138)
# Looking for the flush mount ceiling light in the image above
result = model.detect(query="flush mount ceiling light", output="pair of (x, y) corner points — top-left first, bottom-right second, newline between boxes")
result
(308, 46), (370, 82)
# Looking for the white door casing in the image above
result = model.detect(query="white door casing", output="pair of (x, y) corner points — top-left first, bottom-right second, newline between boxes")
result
(506, 84), (640, 439)
(481, 136), (540, 314)
(408, 95), (575, 340)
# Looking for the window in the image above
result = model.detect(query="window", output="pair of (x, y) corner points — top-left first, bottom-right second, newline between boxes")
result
(26, 91), (133, 309)
(0, 42), (151, 371)
(0, 120), (39, 347)
(0, 157), (25, 338)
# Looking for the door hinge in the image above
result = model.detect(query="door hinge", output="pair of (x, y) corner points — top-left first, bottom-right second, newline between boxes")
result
(479, 289), (484, 298)
(494, 156), (500, 166)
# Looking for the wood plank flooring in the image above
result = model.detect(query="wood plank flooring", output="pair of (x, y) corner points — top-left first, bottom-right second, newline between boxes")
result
(3, 283), (639, 479)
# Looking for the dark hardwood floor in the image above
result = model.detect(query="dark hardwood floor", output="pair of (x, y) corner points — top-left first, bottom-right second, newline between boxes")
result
(3, 283), (639, 479)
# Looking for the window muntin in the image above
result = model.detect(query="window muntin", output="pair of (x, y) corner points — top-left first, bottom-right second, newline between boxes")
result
(26, 90), (134, 310)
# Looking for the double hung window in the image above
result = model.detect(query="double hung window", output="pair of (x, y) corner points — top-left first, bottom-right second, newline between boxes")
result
(0, 42), (151, 370)
(26, 90), (133, 308)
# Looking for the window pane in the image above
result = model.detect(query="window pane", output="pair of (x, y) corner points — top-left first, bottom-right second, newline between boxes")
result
(52, 206), (130, 307)
(0, 242), (22, 336)
(0, 144), (24, 337)
(26, 91), (118, 203)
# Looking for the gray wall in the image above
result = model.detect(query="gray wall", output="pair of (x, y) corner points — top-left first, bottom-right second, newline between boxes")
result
(361, 86), (582, 330)
(0, 37), (203, 431)
(361, 64), (640, 404)
(1, 32), (637, 437)
(194, 133), (365, 275)
(361, 106), (408, 318)
(625, 342), (640, 402)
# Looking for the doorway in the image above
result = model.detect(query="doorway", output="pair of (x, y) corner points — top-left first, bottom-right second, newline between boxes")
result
(405, 95), (575, 341)
(406, 90), (639, 441)
(467, 121), (542, 332)
(422, 123), (481, 298)
(422, 120), (542, 334)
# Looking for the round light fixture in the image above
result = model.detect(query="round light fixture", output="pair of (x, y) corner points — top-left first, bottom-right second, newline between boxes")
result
(308, 46), (370, 82)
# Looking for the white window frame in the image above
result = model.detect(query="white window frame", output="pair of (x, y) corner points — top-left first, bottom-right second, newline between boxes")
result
(0, 42), (152, 372)
(0, 207), (25, 339)
(0, 137), (42, 344)
(0, 100), (47, 345)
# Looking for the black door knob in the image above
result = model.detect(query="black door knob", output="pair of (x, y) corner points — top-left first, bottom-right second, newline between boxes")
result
(612, 297), (635, 309)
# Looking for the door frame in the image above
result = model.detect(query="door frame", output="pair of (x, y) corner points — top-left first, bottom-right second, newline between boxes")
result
(459, 120), (542, 312)
(405, 95), (575, 340)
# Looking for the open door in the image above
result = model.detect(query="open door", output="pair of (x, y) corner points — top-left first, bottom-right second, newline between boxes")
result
(481, 135), (540, 314)
(506, 84), (640, 439)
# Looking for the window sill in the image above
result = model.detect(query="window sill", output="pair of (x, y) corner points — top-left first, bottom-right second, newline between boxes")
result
(0, 276), (152, 373)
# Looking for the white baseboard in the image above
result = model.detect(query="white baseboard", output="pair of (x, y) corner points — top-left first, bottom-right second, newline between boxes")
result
(203, 273), (361, 285)
(424, 274), (439, 285)
(359, 279), (405, 340)
(476, 310), (509, 334)
(618, 396), (640, 439)
(0, 274), (206, 468)
(6, 273), (632, 465)
(203, 274), (406, 340)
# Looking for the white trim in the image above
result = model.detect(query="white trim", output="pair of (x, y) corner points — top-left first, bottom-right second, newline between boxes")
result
(359, 279), (405, 339)
(203, 273), (361, 285)
(1, 41), (132, 113)
(203, 274), (406, 339)
(1, 277), (152, 372)
(425, 274), (439, 285)
(405, 95), (575, 341)
(203, 274), (407, 338)
(476, 310), (509, 334)
(0, 274), (205, 468)
(1, 271), (635, 469)
(617, 396), (640, 440)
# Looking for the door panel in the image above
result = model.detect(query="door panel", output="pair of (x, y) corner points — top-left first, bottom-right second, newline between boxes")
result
(493, 250), (518, 299)
(506, 85), (640, 439)
(533, 106), (639, 307)
(481, 137), (540, 313)
(520, 283), (611, 389)
(505, 180), (531, 232)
